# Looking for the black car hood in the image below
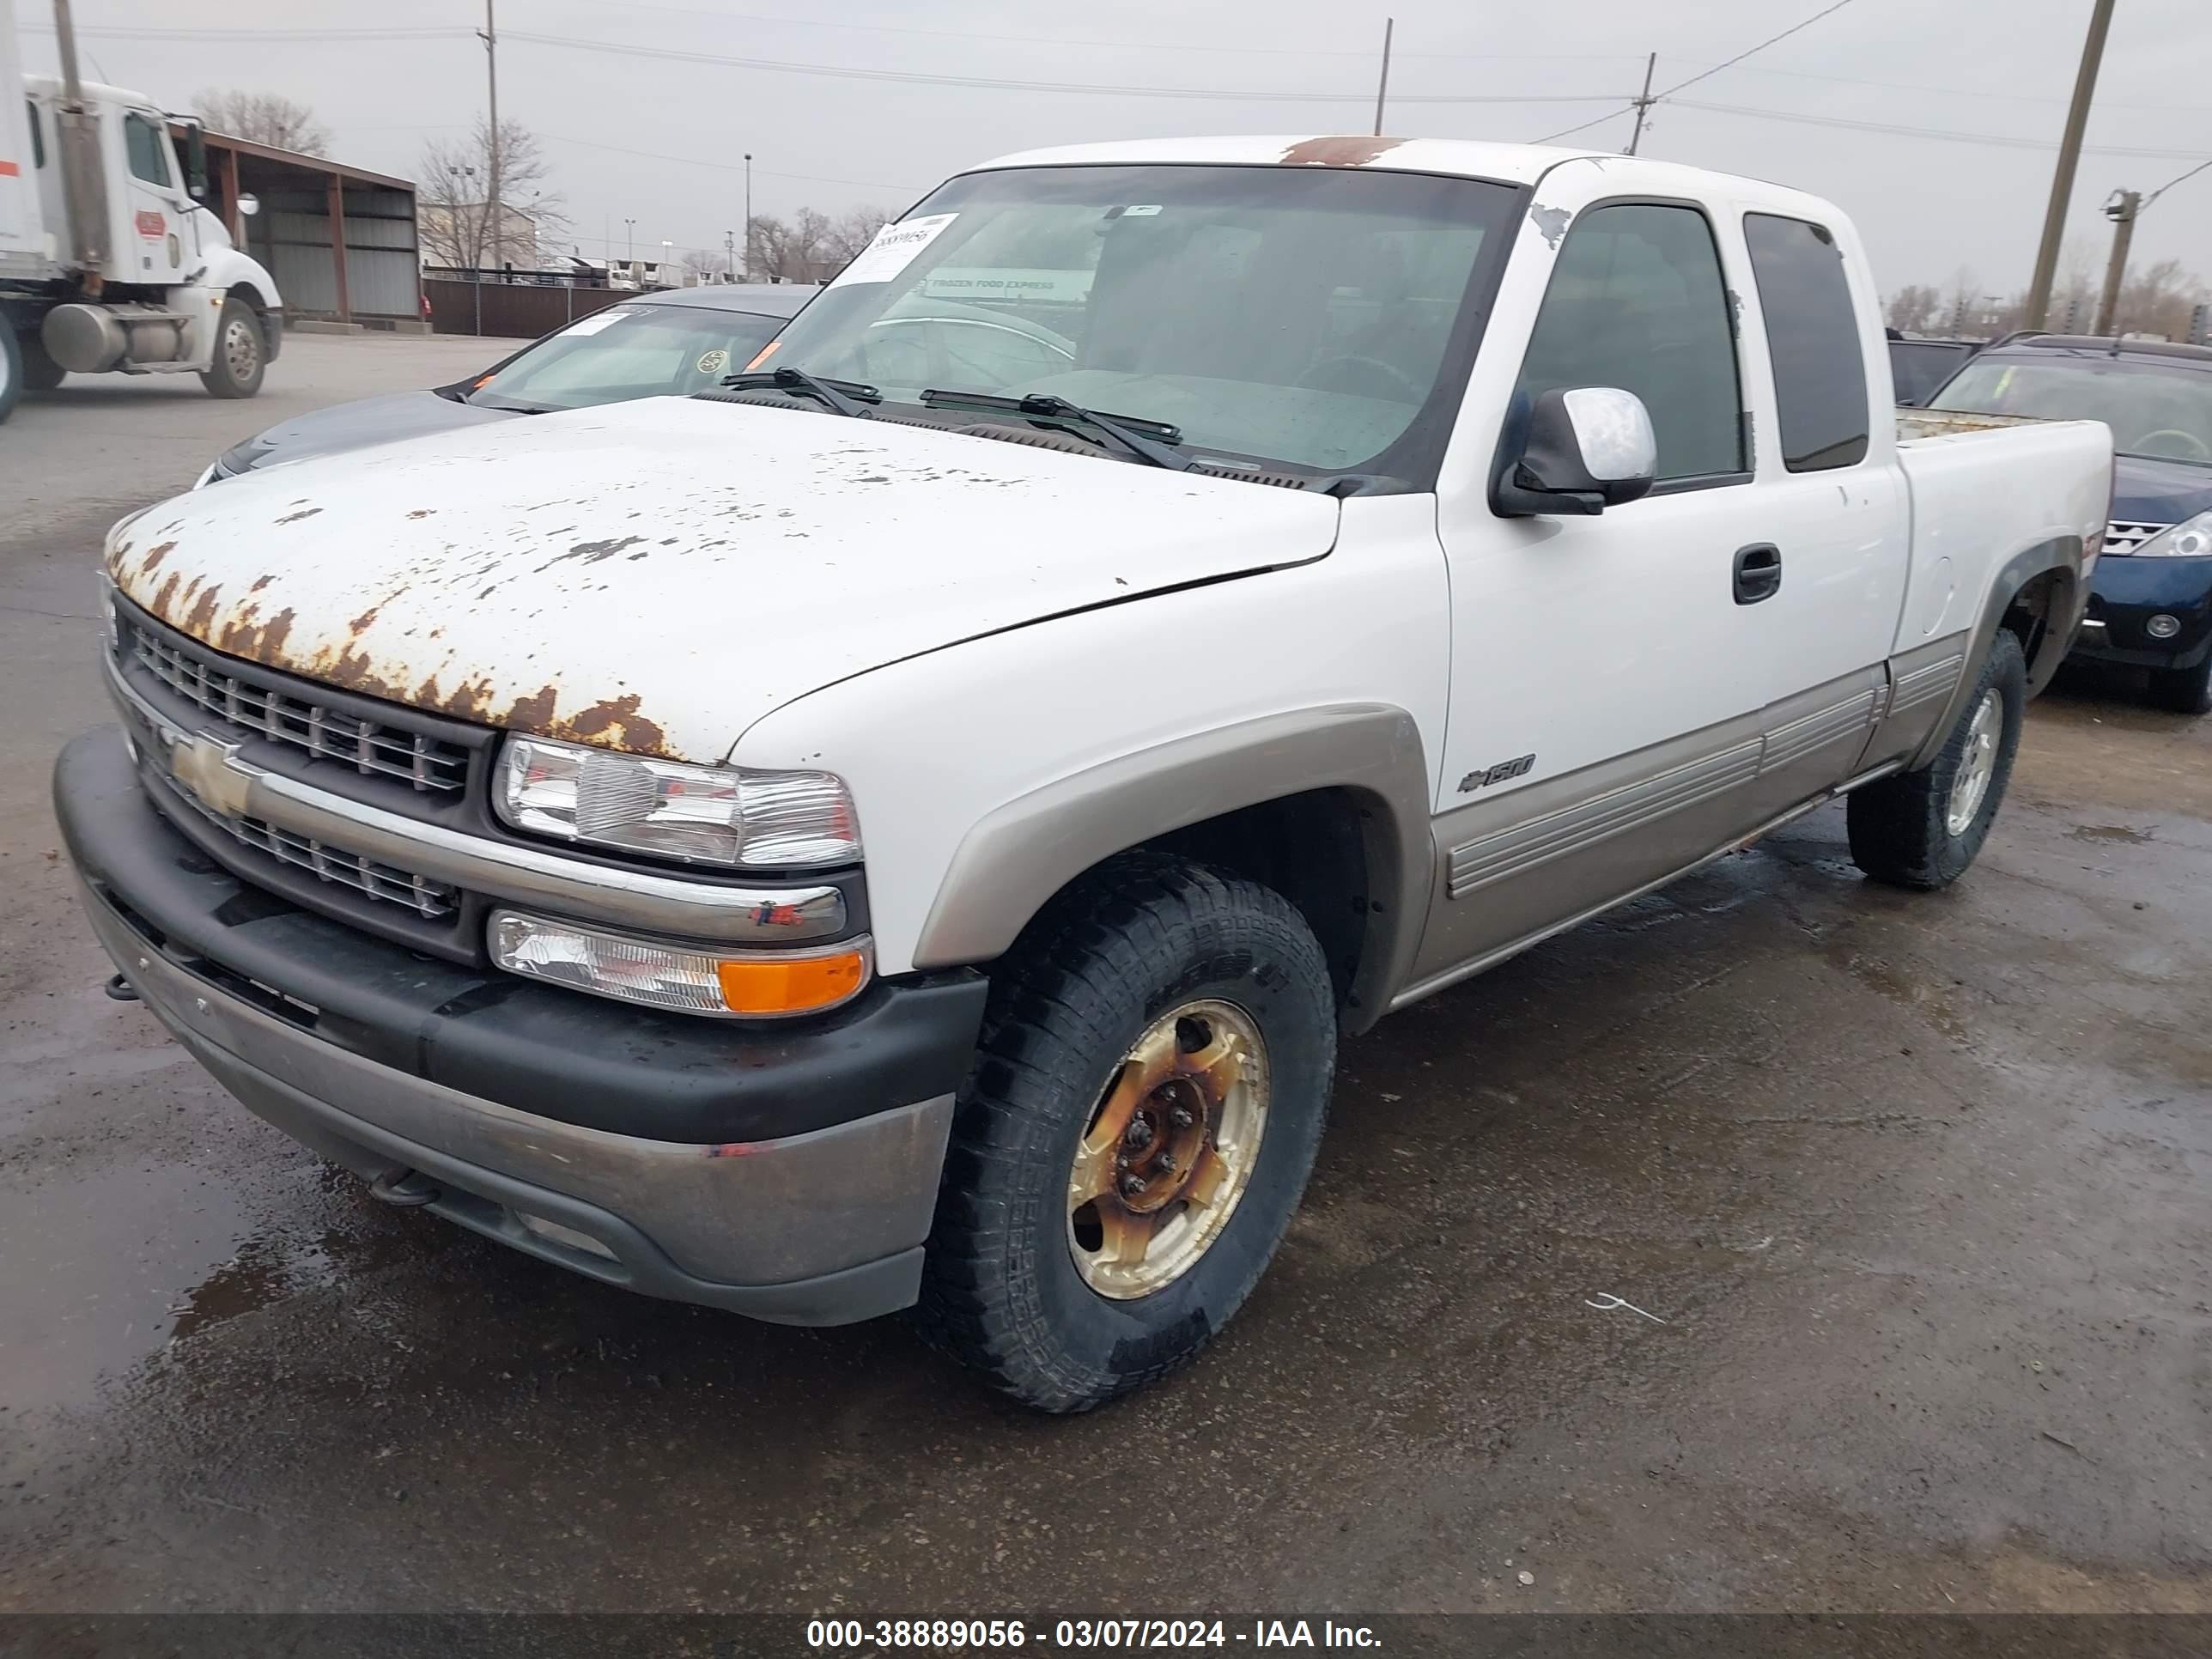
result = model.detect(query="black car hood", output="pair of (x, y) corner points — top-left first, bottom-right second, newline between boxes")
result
(226, 391), (519, 476)
(2112, 453), (2212, 525)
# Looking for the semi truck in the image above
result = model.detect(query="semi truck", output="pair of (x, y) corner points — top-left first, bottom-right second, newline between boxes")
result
(1, 0), (283, 422)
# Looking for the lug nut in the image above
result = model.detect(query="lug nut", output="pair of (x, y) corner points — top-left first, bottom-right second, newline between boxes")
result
(1155, 1151), (1176, 1176)
(1123, 1117), (1155, 1150)
(1168, 1104), (1197, 1129)
(1119, 1172), (1147, 1199)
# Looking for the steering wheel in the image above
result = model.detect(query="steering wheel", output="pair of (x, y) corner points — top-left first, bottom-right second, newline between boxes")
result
(2137, 428), (2212, 463)
(1297, 355), (1425, 402)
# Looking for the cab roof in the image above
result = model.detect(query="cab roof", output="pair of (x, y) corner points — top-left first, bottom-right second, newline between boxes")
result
(971, 134), (1603, 186)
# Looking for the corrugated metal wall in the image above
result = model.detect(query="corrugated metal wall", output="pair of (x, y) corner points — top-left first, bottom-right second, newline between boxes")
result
(258, 185), (420, 320)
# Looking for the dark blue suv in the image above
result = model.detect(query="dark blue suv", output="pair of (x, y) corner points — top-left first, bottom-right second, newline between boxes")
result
(1929, 335), (2212, 713)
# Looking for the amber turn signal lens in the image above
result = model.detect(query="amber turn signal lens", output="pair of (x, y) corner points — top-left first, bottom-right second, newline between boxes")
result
(716, 949), (868, 1016)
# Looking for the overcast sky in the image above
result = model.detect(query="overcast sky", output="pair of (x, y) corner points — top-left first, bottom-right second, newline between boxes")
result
(15, 0), (2212, 295)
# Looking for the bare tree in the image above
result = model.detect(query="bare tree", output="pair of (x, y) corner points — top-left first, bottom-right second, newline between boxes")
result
(821, 207), (891, 266)
(416, 118), (571, 272)
(747, 206), (895, 283)
(1885, 284), (1941, 334)
(2113, 257), (2210, 340)
(193, 88), (329, 155)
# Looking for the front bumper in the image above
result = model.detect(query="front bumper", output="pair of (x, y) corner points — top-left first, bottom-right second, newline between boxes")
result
(2070, 554), (2212, 671)
(56, 726), (989, 1326)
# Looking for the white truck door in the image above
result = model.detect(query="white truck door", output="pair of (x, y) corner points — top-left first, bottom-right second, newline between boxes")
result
(117, 106), (188, 284)
(0, 42), (41, 272)
(1413, 192), (1782, 983)
(1722, 207), (1908, 816)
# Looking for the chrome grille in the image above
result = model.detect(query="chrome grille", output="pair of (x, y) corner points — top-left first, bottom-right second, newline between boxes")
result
(2105, 519), (2172, 556)
(130, 626), (470, 793)
(158, 769), (459, 921)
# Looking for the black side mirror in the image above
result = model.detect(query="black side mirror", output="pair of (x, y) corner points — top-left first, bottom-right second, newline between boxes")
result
(1493, 386), (1658, 517)
(182, 120), (209, 201)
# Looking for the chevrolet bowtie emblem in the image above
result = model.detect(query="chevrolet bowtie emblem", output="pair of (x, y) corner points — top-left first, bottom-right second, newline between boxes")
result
(165, 732), (255, 817)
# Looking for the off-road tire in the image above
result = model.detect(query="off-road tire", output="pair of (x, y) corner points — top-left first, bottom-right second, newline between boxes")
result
(1848, 629), (2027, 890)
(200, 298), (265, 399)
(2146, 653), (2212, 717)
(0, 325), (21, 423)
(20, 335), (64, 392)
(917, 854), (1336, 1413)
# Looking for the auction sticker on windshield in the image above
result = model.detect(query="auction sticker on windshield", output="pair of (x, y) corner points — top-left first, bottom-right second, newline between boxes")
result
(560, 307), (637, 337)
(832, 213), (958, 288)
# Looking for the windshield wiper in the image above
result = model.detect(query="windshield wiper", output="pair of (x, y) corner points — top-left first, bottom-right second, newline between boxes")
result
(720, 365), (880, 418)
(919, 389), (1192, 471)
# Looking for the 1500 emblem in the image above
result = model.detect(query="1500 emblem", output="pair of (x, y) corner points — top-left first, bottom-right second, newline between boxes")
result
(1458, 753), (1534, 793)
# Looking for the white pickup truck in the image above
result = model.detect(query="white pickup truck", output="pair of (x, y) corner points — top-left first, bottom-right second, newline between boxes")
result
(58, 137), (2112, 1411)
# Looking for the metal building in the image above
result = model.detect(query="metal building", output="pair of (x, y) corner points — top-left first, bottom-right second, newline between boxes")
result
(177, 129), (423, 328)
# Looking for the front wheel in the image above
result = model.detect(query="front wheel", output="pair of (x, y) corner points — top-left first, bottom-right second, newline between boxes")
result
(200, 298), (266, 399)
(2146, 653), (2212, 717)
(917, 854), (1337, 1412)
(1848, 629), (2027, 890)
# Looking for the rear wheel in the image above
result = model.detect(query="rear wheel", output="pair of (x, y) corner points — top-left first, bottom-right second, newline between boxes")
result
(918, 854), (1336, 1412)
(2146, 653), (2212, 717)
(200, 298), (265, 399)
(0, 325), (21, 423)
(1848, 629), (2027, 890)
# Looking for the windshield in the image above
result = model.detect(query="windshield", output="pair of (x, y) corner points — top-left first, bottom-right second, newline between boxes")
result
(469, 304), (789, 413)
(753, 163), (1520, 483)
(1932, 354), (2212, 466)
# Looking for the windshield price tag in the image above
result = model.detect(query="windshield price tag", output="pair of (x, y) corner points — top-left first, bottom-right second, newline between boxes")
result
(561, 307), (636, 337)
(831, 213), (958, 288)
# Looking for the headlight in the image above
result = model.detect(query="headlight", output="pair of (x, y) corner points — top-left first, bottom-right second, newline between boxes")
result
(496, 735), (860, 867)
(2131, 509), (2212, 559)
(489, 909), (872, 1018)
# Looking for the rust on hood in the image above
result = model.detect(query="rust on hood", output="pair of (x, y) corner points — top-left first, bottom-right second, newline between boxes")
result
(139, 540), (177, 573)
(1279, 135), (1407, 168)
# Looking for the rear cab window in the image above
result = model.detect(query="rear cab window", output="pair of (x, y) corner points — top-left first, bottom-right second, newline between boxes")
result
(1744, 214), (1871, 471)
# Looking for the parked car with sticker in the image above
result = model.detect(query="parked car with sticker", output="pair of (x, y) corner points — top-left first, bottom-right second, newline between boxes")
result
(203, 283), (813, 482)
(60, 137), (2112, 1412)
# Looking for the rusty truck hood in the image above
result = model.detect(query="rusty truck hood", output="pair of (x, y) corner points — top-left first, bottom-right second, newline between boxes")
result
(106, 397), (1340, 762)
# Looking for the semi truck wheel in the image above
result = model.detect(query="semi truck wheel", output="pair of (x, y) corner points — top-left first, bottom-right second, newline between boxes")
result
(919, 853), (1336, 1412)
(0, 325), (21, 423)
(200, 298), (266, 399)
(20, 337), (65, 392)
(1848, 629), (2027, 890)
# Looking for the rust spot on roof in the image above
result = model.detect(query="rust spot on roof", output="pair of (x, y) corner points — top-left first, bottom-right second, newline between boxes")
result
(1279, 135), (1407, 168)
(275, 507), (324, 525)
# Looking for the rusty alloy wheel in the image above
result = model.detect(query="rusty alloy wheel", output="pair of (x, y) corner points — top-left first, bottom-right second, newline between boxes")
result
(1066, 999), (1268, 1299)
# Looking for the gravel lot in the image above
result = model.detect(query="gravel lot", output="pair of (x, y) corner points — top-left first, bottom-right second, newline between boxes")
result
(1, 337), (2207, 1619)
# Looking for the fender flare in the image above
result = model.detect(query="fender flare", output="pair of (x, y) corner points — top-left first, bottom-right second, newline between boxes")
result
(908, 702), (1434, 1029)
(1910, 534), (2084, 771)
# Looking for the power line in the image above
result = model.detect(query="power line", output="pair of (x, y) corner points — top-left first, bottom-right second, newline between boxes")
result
(541, 133), (923, 195)
(1530, 106), (1639, 145)
(2144, 157), (2212, 210)
(1652, 0), (1859, 99)
(18, 23), (472, 40)
(1670, 98), (2212, 161)
(501, 29), (1628, 104)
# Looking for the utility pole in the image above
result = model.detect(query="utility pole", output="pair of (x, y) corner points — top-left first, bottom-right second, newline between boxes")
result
(624, 217), (635, 266)
(744, 153), (753, 282)
(1626, 52), (1658, 155)
(725, 228), (736, 283)
(1372, 18), (1394, 137)
(480, 0), (501, 273)
(2025, 0), (2117, 330)
(2094, 188), (2141, 336)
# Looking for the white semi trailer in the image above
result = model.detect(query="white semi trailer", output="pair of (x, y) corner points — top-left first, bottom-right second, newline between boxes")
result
(2, 0), (283, 422)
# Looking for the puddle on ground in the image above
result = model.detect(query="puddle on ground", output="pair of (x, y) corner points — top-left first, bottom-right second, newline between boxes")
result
(2067, 824), (2153, 845)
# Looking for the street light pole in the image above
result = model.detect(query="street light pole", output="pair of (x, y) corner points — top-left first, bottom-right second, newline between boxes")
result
(1371, 18), (1393, 138)
(480, 0), (501, 272)
(624, 216), (635, 266)
(2094, 189), (2140, 336)
(744, 153), (753, 283)
(2024, 0), (2118, 330)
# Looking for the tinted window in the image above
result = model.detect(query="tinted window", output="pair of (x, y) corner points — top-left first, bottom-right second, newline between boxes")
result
(1516, 204), (1743, 483)
(124, 112), (170, 186)
(1889, 340), (1973, 405)
(26, 100), (43, 169)
(1746, 214), (1869, 471)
